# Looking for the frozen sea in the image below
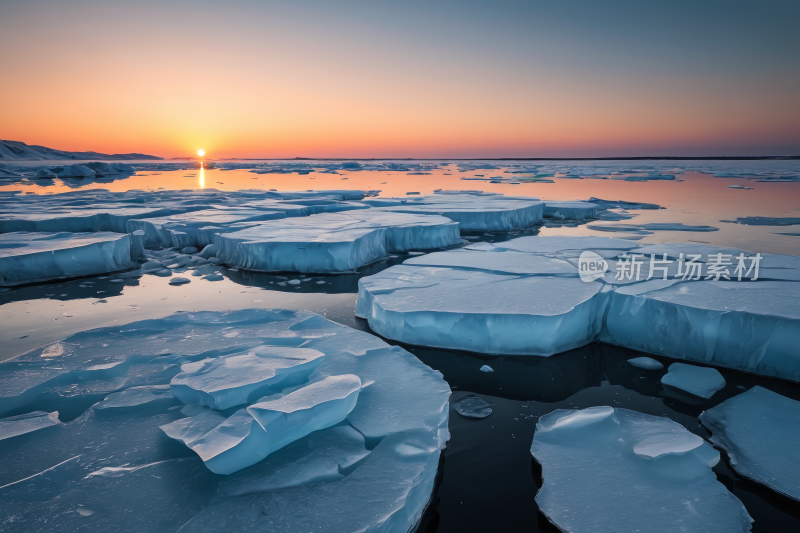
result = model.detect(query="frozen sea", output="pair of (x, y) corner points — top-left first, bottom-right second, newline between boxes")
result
(1, 158), (799, 532)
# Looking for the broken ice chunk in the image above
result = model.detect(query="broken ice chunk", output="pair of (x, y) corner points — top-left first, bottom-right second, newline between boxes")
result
(0, 232), (142, 286)
(215, 425), (370, 497)
(0, 411), (61, 440)
(453, 395), (492, 419)
(170, 346), (325, 410)
(479, 365), (494, 373)
(661, 363), (725, 399)
(627, 357), (664, 370)
(700, 386), (800, 501)
(531, 407), (752, 533)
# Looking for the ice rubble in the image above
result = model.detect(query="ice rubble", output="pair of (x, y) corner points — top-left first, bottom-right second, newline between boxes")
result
(661, 363), (726, 399)
(531, 406), (752, 533)
(214, 210), (460, 273)
(0, 231), (144, 286)
(364, 193), (544, 231)
(357, 235), (800, 381)
(700, 386), (800, 501)
(0, 309), (449, 532)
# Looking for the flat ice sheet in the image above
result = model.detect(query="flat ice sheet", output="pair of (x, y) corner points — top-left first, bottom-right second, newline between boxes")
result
(357, 235), (800, 380)
(531, 406), (752, 533)
(700, 386), (800, 501)
(0, 309), (450, 532)
(0, 231), (142, 286)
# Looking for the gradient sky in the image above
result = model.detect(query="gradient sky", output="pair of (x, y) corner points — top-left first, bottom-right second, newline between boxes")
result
(1, 0), (798, 158)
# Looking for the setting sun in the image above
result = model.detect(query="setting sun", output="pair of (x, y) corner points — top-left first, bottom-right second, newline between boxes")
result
(197, 149), (205, 157)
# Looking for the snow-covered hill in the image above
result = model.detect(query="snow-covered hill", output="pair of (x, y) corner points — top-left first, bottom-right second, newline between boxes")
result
(0, 140), (162, 161)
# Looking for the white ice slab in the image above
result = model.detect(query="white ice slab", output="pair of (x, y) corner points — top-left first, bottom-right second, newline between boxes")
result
(0, 231), (143, 286)
(700, 386), (800, 501)
(531, 406), (752, 533)
(0, 309), (449, 532)
(214, 211), (459, 273)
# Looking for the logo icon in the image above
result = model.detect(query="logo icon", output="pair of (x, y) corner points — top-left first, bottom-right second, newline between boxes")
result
(578, 251), (608, 282)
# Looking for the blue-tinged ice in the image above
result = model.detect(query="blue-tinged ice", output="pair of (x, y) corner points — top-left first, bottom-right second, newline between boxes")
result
(661, 363), (726, 399)
(627, 357), (664, 370)
(700, 386), (800, 501)
(0, 232), (143, 286)
(357, 235), (800, 381)
(215, 425), (370, 497)
(214, 210), (459, 273)
(365, 193), (544, 231)
(543, 201), (598, 220)
(94, 385), (173, 411)
(0, 411), (61, 440)
(531, 406), (752, 533)
(170, 346), (325, 410)
(166, 375), (361, 475)
(0, 309), (449, 532)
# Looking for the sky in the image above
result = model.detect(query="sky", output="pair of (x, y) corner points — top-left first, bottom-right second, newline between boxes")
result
(1, 0), (798, 158)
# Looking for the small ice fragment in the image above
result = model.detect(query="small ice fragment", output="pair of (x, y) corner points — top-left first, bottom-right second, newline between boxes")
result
(661, 363), (725, 399)
(628, 357), (664, 370)
(453, 395), (492, 419)
(287, 279), (301, 285)
(169, 277), (191, 285)
(182, 246), (199, 254)
(479, 365), (493, 373)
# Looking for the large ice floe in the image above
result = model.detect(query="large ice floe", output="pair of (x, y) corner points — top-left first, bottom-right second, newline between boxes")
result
(0, 309), (450, 532)
(214, 210), (461, 273)
(357, 235), (800, 381)
(0, 231), (145, 286)
(363, 193), (544, 231)
(700, 386), (800, 501)
(531, 406), (752, 533)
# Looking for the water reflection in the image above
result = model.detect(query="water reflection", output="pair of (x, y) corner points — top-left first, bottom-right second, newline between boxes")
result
(199, 162), (205, 188)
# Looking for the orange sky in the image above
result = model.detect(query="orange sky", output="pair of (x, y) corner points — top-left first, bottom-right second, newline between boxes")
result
(1, 1), (799, 158)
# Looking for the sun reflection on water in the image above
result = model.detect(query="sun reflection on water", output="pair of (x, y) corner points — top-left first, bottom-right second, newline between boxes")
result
(199, 162), (205, 188)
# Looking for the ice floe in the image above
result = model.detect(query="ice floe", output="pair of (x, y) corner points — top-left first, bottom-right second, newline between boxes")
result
(700, 386), (800, 501)
(357, 235), (800, 381)
(627, 357), (664, 370)
(531, 406), (752, 533)
(0, 231), (144, 286)
(661, 363), (726, 399)
(365, 193), (544, 231)
(214, 210), (460, 273)
(0, 309), (449, 532)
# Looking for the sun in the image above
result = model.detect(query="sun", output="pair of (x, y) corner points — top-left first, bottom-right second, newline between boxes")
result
(197, 149), (205, 157)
